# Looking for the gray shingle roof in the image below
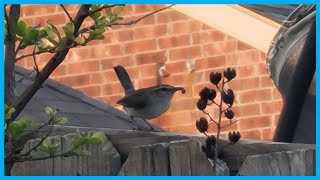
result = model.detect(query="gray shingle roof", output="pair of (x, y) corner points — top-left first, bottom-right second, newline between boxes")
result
(14, 66), (163, 132)
(241, 5), (300, 23)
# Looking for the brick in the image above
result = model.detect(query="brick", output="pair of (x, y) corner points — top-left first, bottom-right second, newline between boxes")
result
(273, 114), (280, 127)
(192, 30), (225, 44)
(162, 72), (204, 86)
(159, 111), (193, 127)
(165, 61), (188, 74)
(240, 129), (261, 140)
(226, 50), (259, 65)
(239, 89), (272, 103)
(105, 29), (134, 43)
(67, 60), (100, 75)
(239, 116), (272, 129)
(261, 128), (275, 141)
(233, 103), (260, 117)
(102, 83), (124, 95)
(261, 101), (283, 115)
(136, 78), (158, 89)
(195, 56), (226, 70)
(22, 5), (57, 17)
(134, 24), (167, 39)
(236, 41), (254, 51)
(158, 35), (190, 49)
(56, 74), (90, 87)
(170, 20), (201, 34)
(156, 10), (189, 23)
(50, 64), (66, 77)
(272, 88), (282, 100)
(203, 40), (235, 57)
(202, 23), (212, 30)
(100, 56), (134, 70)
(90, 72), (104, 84)
(58, 4), (80, 12)
(227, 77), (260, 91)
(36, 13), (67, 26)
(134, 4), (165, 13)
(164, 124), (199, 134)
(237, 63), (267, 78)
(260, 75), (275, 88)
(124, 39), (157, 54)
(129, 15), (155, 26)
(169, 46), (201, 61)
(170, 98), (198, 112)
(15, 59), (26, 67)
(102, 70), (119, 83)
(139, 64), (158, 77)
(78, 85), (101, 97)
(66, 47), (91, 61)
(135, 51), (166, 65)
(90, 44), (122, 59)
(259, 52), (267, 61)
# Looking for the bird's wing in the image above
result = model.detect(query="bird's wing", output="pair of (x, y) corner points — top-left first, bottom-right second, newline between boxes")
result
(117, 91), (147, 109)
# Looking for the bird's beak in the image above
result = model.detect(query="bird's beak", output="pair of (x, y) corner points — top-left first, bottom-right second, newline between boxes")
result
(174, 87), (186, 94)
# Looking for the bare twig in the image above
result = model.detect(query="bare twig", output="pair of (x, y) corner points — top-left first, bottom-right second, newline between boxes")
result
(78, 4), (175, 35)
(32, 45), (40, 75)
(13, 152), (71, 162)
(14, 40), (23, 56)
(60, 4), (74, 23)
(88, 4), (125, 16)
(15, 118), (55, 158)
(202, 110), (218, 125)
(221, 120), (239, 129)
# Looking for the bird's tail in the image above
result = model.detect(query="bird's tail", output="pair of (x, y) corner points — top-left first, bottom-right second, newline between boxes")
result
(113, 65), (135, 94)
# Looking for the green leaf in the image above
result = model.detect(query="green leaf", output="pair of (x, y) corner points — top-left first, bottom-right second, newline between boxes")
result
(38, 30), (48, 39)
(90, 11), (101, 21)
(95, 34), (105, 40)
(72, 136), (90, 150)
(113, 6), (123, 16)
(90, 132), (106, 144)
(23, 27), (39, 46)
(47, 21), (61, 40)
(54, 117), (68, 125)
(5, 106), (16, 121)
(105, 7), (112, 17)
(42, 138), (51, 148)
(16, 20), (27, 37)
(44, 106), (55, 117)
(63, 22), (75, 40)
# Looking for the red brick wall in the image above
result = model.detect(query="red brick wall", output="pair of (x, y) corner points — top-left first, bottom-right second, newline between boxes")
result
(16, 4), (283, 141)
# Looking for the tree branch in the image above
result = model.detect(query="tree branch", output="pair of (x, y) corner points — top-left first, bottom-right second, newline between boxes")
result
(59, 4), (73, 23)
(88, 4), (125, 16)
(78, 4), (175, 35)
(5, 5), (20, 106)
(11, 5), (92, 120)
(15, 118), (55, 159)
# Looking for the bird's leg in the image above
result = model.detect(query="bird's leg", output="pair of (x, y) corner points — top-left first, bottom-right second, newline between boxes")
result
(129, 115), (143, 131)
(143, 119), (155, 132)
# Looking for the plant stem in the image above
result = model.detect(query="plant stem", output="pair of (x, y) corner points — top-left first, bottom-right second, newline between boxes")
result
(214, 79), (225, 172)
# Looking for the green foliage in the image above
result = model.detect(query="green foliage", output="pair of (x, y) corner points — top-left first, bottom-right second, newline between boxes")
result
(5, 104), (106, 161)
(39, 138), (60, 156)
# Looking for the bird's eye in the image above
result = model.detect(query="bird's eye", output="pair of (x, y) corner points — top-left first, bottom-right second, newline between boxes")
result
(161, 88), (167, 92)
